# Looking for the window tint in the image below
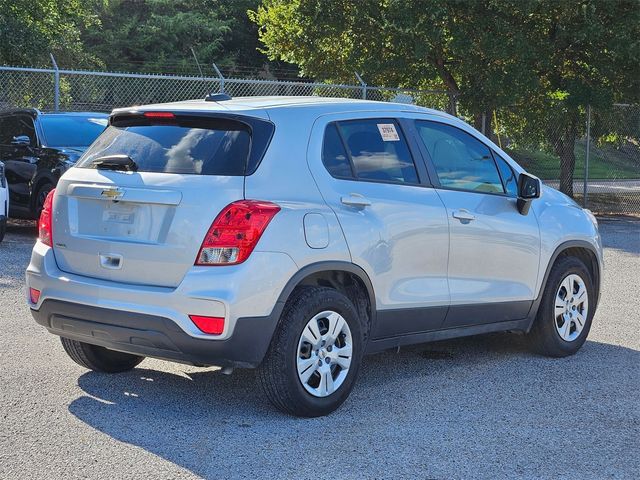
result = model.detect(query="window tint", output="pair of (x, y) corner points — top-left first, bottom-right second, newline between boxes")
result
(0, 115), (36, 145)
(494, 153), (518, 196)
(77, 120), (251, 175)
(338, 119), (419, 184)
(40, 115), (107, 147)
(322, 123), (353, 178)
(416, 121), (504, 194)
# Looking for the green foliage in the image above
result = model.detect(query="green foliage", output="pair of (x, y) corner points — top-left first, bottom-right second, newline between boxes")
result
(250, 0), (639, 195)
(83, 0), (228, 72)
(0, 0), (101, 67)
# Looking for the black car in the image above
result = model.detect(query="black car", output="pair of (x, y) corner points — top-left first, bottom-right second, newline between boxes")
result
(0, 109), (108, 218)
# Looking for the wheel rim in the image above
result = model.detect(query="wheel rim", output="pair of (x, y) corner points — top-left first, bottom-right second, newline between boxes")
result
(37, 186), (52, 214)
(296, 310), (353, 398)
(554, 273), (589, 342)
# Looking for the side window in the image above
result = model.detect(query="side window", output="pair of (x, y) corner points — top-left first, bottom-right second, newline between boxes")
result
(416, 121), (504, 194)
(494, 152), (518, 197)
(322, 123), (353, 178)
(0, 116), (36, 145)
(337, 119), (419, 184)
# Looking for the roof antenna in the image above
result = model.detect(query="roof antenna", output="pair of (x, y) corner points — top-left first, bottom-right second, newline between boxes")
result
(190, 46), (205, 81)
(205, 62), (231, 101)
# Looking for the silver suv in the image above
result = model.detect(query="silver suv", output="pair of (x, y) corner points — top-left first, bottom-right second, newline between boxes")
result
(26, 97), (602, 417)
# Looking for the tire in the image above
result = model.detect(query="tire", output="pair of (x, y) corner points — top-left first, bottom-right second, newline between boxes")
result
(33, 182), (53, 219)
(258, 286), (365, 417)
(0, 218), (5, 244)
(60, 337), (144, 373)
(528, 256), (595, 357)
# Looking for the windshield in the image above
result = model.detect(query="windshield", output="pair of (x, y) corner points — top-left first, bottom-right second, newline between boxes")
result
(76, 120), (251, 175)
(40, 115), (108, 148)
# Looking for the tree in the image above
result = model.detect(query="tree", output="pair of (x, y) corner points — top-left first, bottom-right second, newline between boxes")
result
(81, 0), (267, 75)
(0, 0), (99, 67)
(250, 0), (639, 196)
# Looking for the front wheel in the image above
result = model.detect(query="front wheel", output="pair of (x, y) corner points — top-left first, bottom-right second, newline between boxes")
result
(34, 182), (53, 219)
(527, 256), (595, 357)
(258, 287), (364, 417)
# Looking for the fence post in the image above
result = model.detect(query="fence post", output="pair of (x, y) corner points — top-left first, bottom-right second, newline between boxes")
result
(449, 93), (458, 117)
(49, 53), (59, 112)
(354, 72), (367, 100)
(583, 104), (591, 208)
(212, 63), (225, 94)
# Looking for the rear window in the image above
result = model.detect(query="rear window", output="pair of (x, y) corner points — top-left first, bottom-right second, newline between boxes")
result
(76, 117), (254, 176)
(40, 115), (108, 147)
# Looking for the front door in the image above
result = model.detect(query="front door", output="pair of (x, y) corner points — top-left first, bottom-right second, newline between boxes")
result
(308, 115), (450, 339)
(0, 115), (38, 215)
(414, 119), (540, 328)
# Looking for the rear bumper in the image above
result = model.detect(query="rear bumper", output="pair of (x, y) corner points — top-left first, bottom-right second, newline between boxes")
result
(31, 299), (282, 368)
(26, 241), (298, 367)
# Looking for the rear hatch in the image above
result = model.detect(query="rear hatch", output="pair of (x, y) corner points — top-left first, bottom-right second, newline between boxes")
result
(51, 110), (273, 287)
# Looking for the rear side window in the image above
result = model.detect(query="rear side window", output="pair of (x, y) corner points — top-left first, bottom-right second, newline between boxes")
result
(322, 123), (353, 178)
(322, 119), (419, 184)
(76, 117), (255, 176)
(416, 121), (504, 194)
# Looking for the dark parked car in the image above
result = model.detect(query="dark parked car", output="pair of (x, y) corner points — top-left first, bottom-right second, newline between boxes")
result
(0, 109), (108, 218)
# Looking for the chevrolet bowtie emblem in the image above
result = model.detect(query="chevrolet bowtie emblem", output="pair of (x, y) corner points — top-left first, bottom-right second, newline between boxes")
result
(101, 188), (123, 199)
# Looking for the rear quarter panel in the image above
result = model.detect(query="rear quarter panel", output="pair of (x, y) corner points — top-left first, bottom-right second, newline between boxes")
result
(244, 108), (351, 268)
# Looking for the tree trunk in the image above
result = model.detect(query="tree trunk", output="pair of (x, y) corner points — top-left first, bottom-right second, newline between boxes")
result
(549, 115), (578, 197)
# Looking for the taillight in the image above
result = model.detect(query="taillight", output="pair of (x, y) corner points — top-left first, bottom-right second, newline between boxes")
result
(38, 189), (55, 247)
(196, 200), (280, 266)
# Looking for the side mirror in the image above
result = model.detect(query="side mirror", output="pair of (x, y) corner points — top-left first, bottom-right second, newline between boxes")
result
(11, 135), (31, 146)
(517, 173), (541, 215)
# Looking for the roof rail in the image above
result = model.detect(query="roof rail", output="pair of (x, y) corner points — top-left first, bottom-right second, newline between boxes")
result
(204, 93), (232, 102)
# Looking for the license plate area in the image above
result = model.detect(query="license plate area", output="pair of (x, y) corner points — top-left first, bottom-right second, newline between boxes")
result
(103, 203), (137, 225)
(68, 197), (172, 244)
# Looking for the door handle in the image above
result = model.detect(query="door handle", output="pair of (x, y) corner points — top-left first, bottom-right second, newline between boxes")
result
(452, 209), (475, 222)
(341, 193), (371, 208)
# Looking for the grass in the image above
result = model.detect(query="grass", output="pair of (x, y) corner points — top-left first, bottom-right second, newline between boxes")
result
(506, 139), (640, 180)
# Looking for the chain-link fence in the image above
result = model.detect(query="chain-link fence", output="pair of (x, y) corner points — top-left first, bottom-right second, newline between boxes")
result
(0, 65), (453, 113)
(1, 64), (638, 214)
(488, 104), (640, 215)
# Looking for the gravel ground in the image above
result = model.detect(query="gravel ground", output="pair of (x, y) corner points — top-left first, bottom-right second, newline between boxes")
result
(0, 219), (638, 479)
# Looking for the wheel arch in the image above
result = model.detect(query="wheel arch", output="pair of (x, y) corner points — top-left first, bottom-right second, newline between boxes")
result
(274, 261), (376, 341)
(527, 240), (601, 331)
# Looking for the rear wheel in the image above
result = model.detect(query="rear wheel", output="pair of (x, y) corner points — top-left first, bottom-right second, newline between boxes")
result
(0, 217), (5, 244)
(528, 256), (595, 357)
(60, 337), (144, 373)
(258, 287), (364, 417)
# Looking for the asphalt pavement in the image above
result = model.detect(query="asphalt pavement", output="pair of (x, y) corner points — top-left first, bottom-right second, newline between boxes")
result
(0, 218), (638, 479)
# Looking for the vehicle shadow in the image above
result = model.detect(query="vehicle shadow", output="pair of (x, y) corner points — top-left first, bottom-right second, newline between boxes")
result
(68, 335), (640, 479)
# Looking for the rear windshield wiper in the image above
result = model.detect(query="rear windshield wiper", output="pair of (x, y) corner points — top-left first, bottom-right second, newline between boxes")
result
(91, 154), (138, 172)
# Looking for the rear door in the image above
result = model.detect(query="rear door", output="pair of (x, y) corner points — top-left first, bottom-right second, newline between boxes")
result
(52, 111), (272, 287)
(308, 114), (450, 339)
(414, 119), (540, 328)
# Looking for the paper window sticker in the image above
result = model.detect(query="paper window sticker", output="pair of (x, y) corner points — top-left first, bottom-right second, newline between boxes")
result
(377, 123), (400, 141)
